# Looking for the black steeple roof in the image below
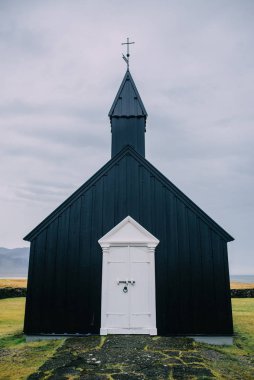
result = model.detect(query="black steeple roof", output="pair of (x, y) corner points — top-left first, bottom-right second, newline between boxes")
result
(108, 69), (147, 118)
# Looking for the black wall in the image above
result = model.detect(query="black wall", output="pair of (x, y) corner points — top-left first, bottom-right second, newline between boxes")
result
(24, 151), (233, 335)
(111, 117), (145, 157)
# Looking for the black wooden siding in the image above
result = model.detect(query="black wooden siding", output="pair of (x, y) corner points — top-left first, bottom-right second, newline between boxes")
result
(111, 117), (145, 157)
(24, 148), (233, 335)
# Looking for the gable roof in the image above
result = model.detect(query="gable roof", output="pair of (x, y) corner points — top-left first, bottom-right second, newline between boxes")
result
(98, 216), (160, 246)
(24, 145), (234, 242)
(108, 69), (147, 118)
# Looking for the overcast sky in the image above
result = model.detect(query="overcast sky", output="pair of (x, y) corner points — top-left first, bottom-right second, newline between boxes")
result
(0, 0), (253, 275)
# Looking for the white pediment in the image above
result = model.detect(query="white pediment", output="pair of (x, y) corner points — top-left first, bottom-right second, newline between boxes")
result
(98, 216), (159, 246)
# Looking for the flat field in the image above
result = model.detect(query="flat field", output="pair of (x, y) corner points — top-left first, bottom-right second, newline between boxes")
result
(0, 279), (27, 288)
(230, 281), (254, 289)
(0, 298), (253, 379)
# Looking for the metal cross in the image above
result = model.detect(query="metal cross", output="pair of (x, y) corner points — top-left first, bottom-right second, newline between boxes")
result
(122, 37), (135, 69)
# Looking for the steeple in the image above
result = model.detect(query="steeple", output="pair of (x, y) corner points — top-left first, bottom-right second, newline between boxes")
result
(109, 69), (147, 158)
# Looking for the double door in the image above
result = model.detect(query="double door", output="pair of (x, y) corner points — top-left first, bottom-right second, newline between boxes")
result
(100, 245), (157, 335)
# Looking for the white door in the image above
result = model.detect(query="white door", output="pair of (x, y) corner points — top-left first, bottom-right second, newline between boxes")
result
(129, 246), (152, 329)
(100, 245), (157, 335)
(104, 246), (129, 330)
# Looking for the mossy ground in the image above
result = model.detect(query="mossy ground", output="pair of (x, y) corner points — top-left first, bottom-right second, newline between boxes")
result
(27, 335), (216, 379)
(200, 299), (254, 380)
(0, 298), (253, 379)
(0, 298), (63, 380)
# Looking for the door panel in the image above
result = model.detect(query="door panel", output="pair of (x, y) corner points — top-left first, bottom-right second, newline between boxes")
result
(130, 246), (151, 328)
(106, 246), (129, 328)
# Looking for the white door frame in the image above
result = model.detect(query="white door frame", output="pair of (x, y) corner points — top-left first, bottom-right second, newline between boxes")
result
(98, 216), (159, 335)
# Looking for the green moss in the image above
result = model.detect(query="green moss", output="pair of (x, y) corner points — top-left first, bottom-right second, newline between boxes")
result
(97, 335), (107, 349)
(198, 300), (254, 380)
(0, 339), (64, 380)
(0, 297), (64, 380)
(210, 299), (254, 355)
(0, 333), (25, 348)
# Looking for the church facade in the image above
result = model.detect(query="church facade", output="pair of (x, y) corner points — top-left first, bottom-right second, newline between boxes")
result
(24, 69), (234, 339)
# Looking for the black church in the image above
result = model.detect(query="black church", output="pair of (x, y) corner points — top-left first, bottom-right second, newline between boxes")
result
(24, 63), (234, 341)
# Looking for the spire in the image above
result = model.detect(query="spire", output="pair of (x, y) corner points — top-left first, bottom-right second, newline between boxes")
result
(109, 70), (147, 158)
(109, 70), (147, 118)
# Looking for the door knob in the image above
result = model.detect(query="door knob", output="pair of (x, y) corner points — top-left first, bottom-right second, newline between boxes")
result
(123, 285), (128, 293)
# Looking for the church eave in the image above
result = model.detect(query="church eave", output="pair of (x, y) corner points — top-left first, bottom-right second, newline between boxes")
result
(23, 147), (132, 242)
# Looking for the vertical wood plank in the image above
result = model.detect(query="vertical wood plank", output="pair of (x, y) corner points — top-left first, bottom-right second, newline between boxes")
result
(54, 209), (70, 333)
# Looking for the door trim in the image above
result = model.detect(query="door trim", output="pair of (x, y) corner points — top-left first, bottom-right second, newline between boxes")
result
(98, 216), (159, 336)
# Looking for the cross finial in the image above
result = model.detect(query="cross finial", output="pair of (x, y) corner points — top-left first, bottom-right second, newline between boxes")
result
(122, 37), (135, 69)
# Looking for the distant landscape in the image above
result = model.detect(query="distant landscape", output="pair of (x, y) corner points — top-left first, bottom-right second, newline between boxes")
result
(0, 247), (29, 277)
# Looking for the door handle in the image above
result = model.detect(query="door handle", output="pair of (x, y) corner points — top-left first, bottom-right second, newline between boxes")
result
(117, 280), (135, 285)
(123, 285), (128, 293)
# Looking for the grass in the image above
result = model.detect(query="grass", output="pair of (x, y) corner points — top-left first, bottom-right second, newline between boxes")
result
(0, 298), (64, 380)
(0, 298), (253, 379)
(230, 282), (254, 289)
(0, 298), (25, 335)
(219, 299), (254, 355)
(0, 279), (27, 288)
(201, 298), (254, 380)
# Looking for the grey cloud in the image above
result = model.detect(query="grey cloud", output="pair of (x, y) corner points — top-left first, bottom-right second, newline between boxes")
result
(17, 126), (108, 150)
(0, 101), (105, 120)
(0, 13), (46, 59)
